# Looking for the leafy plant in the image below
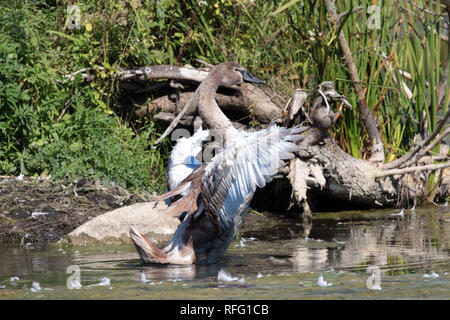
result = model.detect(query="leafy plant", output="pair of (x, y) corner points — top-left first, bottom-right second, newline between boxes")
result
(1, 0), (447, 195)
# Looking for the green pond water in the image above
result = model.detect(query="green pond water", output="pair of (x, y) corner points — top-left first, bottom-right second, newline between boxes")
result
(0, 205), (449, 300)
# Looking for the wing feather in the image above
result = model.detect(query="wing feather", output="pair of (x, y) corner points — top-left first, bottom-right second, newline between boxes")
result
(201, 124), (307, 231)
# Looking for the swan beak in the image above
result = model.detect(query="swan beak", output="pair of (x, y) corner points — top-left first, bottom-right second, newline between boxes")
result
(239, 70), (265, 84)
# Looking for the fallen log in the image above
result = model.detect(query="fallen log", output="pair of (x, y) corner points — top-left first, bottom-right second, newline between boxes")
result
(62, 64), (449, 212)
(123, 67), (449, 211)
(254, 84), (448, 213)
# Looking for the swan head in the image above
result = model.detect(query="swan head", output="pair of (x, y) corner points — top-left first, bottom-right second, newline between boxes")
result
(211, 62), (265, 86)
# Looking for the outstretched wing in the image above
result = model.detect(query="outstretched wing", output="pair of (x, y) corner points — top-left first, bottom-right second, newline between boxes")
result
(200, 124), (307, 231)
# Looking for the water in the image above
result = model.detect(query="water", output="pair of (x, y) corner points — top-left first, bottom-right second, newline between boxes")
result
(0, 205), (449, 299)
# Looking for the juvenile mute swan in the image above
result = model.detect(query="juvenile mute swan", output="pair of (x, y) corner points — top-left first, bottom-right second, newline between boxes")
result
(129, 62), (307, 264)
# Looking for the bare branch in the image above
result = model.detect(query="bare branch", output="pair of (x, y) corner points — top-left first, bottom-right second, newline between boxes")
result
(404, 127), (450, 167)
(154, 111), (246, 130)
(59, 67), (103, 83)
(195, 59), (214, 69)
(153, 86), (201, 146)
(61, 65), (210, 84)
(117, 65), (209, 83)
(374, 162), (450, 178)
(383, 108), (450, 169)
(133, 91), (254, 119)
(337, 6), (364, 20)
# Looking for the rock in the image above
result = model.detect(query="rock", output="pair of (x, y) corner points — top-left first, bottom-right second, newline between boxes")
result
(61, 201), (179, 245)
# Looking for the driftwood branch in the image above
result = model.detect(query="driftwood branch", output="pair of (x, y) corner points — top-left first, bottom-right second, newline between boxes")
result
(154, 112), (246, 130)
(134, 91), (255, 119)
(404, 127), (450, 168)
(61, 65), (209, 84)
(61, 59), (449, 210)
(373, 162), (450, 178)
(118, 65), (209, 83)
(383, 108), (450, 169)
(153, 87), (200, 146)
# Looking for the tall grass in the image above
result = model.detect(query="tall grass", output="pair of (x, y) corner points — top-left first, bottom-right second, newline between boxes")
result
(342, 0), (447, 161)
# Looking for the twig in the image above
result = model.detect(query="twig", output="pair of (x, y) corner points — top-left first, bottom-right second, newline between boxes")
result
(60, 67), (104, 83)
(374, 162), (450, 178)
(56, 92), (81, 122)
(56, 100), (73, 122)
(196, 59), (214, 69)
(153, 85), (202, 146)
(383, 108), (450, 169)
(423, 155), (450, 162)
(337, 6), (364, 20)
(153, 112), (195, 127)
(409, 1), (448, 18)
(404, 127), (450, 167)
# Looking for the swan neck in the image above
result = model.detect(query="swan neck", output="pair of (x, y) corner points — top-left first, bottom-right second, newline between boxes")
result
(198, 77), (238, 143)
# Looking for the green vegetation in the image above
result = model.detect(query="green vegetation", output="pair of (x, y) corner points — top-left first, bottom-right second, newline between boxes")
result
(0, 0), (448, 192)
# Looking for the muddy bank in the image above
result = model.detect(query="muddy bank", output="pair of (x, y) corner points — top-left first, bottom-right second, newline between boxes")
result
(0, 176), (275, 246)
(0, 176), (148, 245)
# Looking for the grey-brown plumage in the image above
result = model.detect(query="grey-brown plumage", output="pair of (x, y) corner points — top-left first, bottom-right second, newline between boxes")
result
(129, 62), (307, 264)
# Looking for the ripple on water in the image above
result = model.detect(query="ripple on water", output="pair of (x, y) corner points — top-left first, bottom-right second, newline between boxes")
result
(0, 205), (449, 299)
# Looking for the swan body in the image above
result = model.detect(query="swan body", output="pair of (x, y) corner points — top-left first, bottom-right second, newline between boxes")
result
(129, 62), (307, 264)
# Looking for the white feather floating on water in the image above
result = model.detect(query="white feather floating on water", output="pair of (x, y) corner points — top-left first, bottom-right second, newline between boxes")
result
(371, 284), (382, 290)
(217, 269), (238, 282)
(333, 238), (345, 245)
(31, 281), (41, 292)
(234, 239), (247, 247)
(317, 273), (332, 287)
(87, 277), (111, 287)
(98, 277), (110, 286)
(390, 208), (405, 217)
(268, 256), (289, 266)
(140, 271), (149, 283)
(217, 269), (244, 283)
(423, 272), (439, 279)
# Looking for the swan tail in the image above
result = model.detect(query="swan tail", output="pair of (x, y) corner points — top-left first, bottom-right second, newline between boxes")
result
(129, 225), (168, 264)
